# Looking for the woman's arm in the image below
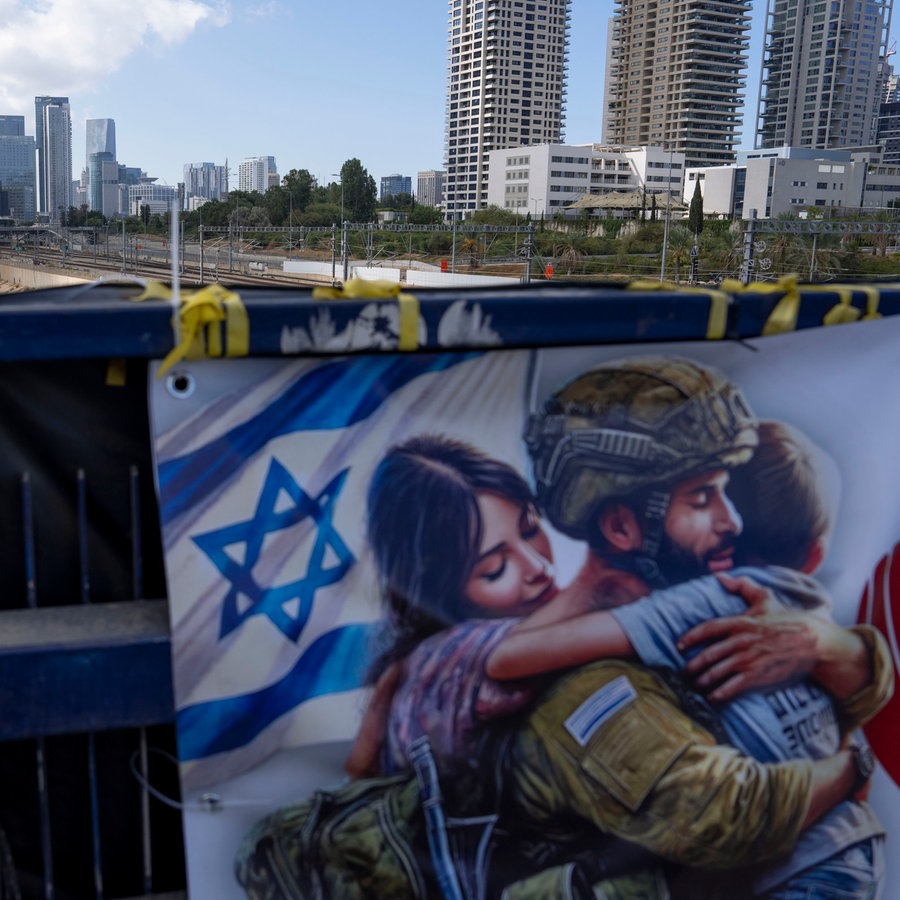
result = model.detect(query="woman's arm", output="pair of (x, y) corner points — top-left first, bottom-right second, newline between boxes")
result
(485, 609), (635, 680)
(344, 662), (402, 779)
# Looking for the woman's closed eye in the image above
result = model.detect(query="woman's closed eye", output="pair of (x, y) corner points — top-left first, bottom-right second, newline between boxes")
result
(479, 555), (507, 582)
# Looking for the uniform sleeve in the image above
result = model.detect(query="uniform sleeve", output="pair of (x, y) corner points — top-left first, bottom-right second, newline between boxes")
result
(511, 661), (813, 870)
(835, 624), (894, 730)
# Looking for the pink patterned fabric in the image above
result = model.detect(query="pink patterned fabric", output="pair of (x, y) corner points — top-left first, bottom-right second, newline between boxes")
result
(383, 617), (536, 774)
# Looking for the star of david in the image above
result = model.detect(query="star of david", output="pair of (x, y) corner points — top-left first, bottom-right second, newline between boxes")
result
(192, 458), (355, 642)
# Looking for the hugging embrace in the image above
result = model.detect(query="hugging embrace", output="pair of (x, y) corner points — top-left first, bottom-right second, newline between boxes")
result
(238, 356), (893, 900)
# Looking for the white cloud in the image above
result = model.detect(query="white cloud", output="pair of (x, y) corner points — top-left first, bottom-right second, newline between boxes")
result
(0, 0), (230, 116)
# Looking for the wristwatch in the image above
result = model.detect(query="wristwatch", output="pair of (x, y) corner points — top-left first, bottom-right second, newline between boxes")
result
(850, 743), (876, 795)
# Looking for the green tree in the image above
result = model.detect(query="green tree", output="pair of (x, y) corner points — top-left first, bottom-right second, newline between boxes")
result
(339, 159), (377, 222)
(468, 205), (518, 225)
(409, 205), (444, 226)
(381, 192), (415, 211)
(283, 169), (316, 213)
(688, 180), (704, 239)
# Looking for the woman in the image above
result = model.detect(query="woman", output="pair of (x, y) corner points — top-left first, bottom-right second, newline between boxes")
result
(351, 431), (886, 899)
(363, 433), (561, 775)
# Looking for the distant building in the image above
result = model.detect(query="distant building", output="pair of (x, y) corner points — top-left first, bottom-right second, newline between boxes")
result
(0, 115), (24, 137)
(86, 118), (115, 158)
(86, 119), (117, 216)
(486, 143), (684, 218)
(380, 174), (411, 202)
(603, 1), (748, 169)
(877, 101), (900, 165)
(444, 0), (571, 216)
(757, 0), (891, 150)
(685, 146), (891, 219)
(128, 178), (178, 217)
(0, 114), (36, 221)
(183, 162), (228, 204)
(238, 156), (277, 193)
(35, 96), (72, 220)
(416, 170), (445, 207)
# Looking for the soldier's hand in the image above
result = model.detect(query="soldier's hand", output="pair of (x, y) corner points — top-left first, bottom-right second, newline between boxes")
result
(678, 574), (819, 702)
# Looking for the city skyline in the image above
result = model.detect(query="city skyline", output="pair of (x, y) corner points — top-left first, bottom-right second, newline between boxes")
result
(1, 1), (898, 196)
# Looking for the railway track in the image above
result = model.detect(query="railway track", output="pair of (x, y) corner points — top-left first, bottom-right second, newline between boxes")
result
(0, 247), (330, 289)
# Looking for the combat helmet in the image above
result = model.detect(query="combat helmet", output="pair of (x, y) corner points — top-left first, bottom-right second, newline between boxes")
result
(525, 356), (758, 543)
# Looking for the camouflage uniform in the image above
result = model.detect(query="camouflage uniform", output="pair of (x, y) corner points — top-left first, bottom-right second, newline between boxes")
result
(500, 626), (892, 895)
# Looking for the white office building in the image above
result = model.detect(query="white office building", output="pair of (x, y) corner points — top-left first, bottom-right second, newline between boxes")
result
(486, 143), (684, 217)
(238, 156), (277, 193)
(416, 170), (446, 207)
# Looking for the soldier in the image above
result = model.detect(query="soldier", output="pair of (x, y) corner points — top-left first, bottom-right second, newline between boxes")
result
(501, 355), (892, 896)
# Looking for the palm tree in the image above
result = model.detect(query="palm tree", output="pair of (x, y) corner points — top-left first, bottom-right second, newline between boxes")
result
(667, 226), (695, 282)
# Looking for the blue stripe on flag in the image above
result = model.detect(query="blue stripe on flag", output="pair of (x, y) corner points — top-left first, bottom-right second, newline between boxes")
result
(158, 353), (481, 523)
(175, 622), (376, 761)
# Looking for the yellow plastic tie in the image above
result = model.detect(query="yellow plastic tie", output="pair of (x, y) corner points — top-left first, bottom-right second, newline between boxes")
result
(626, 279), (677, 291)
(822, 286), (861, 327)
(627, 280), (729, 339)
(859, 285), (883, 322)
(105, 358), (127, 387)
(311, 277), (421, 351)
(759, 276), (801, 336)
(133, 283), (247, 378)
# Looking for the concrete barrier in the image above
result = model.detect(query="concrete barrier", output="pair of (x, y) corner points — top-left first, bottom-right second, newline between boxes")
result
(0, 262), (88, 290)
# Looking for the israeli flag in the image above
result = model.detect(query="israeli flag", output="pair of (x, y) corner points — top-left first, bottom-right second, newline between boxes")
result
(150, 350), (535, 789)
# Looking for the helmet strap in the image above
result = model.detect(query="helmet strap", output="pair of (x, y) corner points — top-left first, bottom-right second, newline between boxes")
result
(638, 488), (671, 588)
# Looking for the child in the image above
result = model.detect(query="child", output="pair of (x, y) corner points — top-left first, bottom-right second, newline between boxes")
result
(356, 427), (884, 899)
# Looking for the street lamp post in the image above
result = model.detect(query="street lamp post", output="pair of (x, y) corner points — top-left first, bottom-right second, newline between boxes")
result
(288, 192), (293, 259)
(331, 173), (344, 256)
(660, 149), (674, 281)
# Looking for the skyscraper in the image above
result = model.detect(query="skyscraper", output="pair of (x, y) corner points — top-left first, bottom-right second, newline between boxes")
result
(0, 115), (36, 221)
(238, 156), (277, 193)
(86, 118), (117, 215)
(35, 96), (72, 220)
(380, 174), (412, 201)
(183, 162), (228, 204)
(757, 0), (892, 150)
(0, 115), (24, 137)
(603, 1), (750, 169)
(417, 169), (446, 207)
(444, 0), (571, 217)
(86, 117), (115, 158)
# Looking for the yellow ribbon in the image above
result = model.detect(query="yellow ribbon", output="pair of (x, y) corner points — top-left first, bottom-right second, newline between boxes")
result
(861, 285), (884, 322)
(626, 280), (729, 339)
(134, 283), (249, 377)
(822, 287), (860, 326)
(718, 275), (802, 336)
(759, 277), (802, 336)
(312, 277), (421, 351)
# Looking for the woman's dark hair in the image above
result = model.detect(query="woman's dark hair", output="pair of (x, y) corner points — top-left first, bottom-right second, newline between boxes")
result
(366, 434), (536, 680)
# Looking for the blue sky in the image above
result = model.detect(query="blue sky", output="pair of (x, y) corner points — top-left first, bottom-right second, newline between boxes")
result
(0, 2), (885, 191)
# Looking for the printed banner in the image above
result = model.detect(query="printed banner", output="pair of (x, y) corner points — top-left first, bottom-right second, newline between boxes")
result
(151, 317), (900, 900)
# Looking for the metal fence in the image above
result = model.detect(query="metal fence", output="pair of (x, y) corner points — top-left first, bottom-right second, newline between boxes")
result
(0, 357), (184, 899)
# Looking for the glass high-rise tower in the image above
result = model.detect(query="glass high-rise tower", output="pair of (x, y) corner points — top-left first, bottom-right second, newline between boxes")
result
(35, 96), (72, 221)
(86, 118), (117, 214)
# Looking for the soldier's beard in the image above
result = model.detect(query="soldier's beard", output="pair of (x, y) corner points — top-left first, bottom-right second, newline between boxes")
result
(654, 533), (737, 587)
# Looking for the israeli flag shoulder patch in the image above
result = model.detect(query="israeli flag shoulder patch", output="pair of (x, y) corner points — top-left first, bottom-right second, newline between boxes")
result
(564, 675), (638, 747)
